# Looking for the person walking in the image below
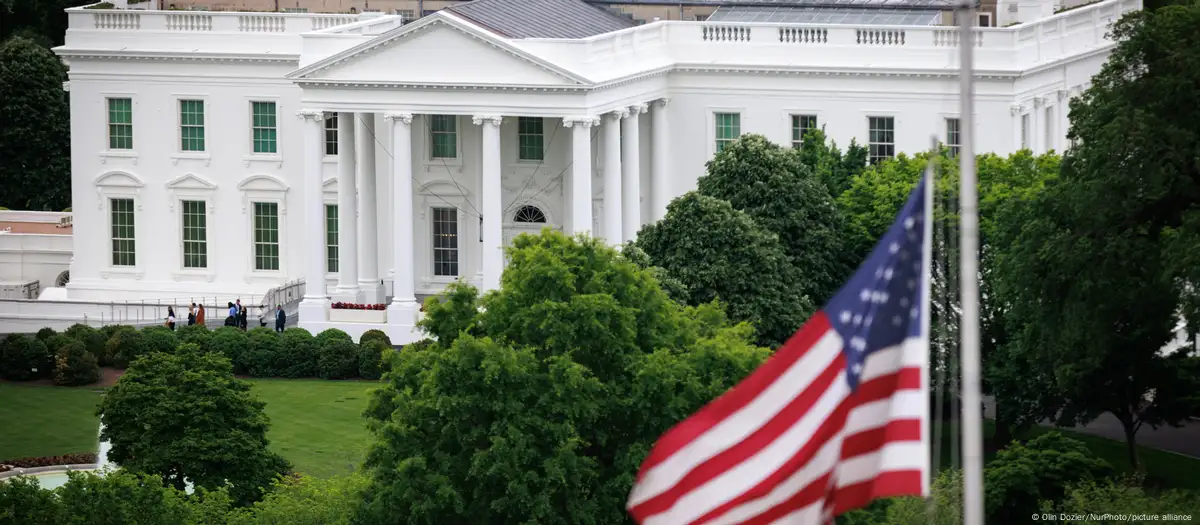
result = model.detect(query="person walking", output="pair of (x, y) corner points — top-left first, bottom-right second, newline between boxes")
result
(166, 307), (176, 331)
(274, 305), (286, 332)
(196, 303), (206, 326)
(187, 303), (197, 326)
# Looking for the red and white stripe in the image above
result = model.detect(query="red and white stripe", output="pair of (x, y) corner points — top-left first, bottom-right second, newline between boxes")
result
(626, 312), (928, 525)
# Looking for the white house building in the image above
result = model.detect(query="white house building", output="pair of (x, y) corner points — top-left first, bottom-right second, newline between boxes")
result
(51, 0), (1139, 342)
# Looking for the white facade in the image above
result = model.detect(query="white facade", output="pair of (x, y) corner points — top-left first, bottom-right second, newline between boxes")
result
(53, 0), (1137, 342)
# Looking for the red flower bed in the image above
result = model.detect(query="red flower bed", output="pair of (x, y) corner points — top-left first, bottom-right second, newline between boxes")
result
(0, 453), (98, 472)
(331, 302), (386, 311)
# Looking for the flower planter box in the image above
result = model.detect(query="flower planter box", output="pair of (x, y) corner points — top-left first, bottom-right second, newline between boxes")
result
(329, 308), (387, 323)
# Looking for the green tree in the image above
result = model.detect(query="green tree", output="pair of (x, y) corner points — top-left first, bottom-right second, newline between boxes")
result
(227, 474), (368, 525)
(796, 128), (869, 199)
(698, 133), (854, 304)
(0, 37), (69, 211)
(636, 192), (812, 347)
(98, 344), (290, 505)
(982, 432), (1112, 523)
(356, 230), (770, 525)
(1042, 475), (1200, 520)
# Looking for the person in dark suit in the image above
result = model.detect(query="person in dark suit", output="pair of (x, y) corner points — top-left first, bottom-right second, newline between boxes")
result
(274, 305), (286, 332)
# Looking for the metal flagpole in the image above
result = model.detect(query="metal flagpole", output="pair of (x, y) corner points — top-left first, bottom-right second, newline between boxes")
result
(957, 3), (984, 525)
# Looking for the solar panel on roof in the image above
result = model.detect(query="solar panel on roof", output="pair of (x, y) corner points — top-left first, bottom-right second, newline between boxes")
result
(706, 5), (942, 25)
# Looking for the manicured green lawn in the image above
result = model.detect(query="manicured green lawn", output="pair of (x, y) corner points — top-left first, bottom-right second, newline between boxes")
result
(248, 379), (376, 478)
(0, 383), (101, 460)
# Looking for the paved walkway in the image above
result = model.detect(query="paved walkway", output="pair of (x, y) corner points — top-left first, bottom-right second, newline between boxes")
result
(1058, 413), (1200, 458)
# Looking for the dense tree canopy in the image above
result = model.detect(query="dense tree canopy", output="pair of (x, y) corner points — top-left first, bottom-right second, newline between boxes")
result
(356, 230), (770, 525)
(0, 36), (70, 211)
(98, 345), (290, 505)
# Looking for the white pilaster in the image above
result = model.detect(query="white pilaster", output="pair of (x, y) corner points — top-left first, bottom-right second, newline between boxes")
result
(334, 112), (361, 303)
(622, 104), (646, 241)
(297, 109), (329, 321)
(1056, 90), (1069, 152)
(356, 113), (384, 304)
(602, 110), (624, 245)
(564, 116), (598, 236)
(1031, 97), (1044, 153)
(385, 112), (418, 328)
(475, 115), (504, 292)
(650, 98), (670, 222)
(1010, 104), (1023, 153)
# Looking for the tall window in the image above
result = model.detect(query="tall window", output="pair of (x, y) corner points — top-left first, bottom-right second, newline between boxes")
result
(252, 102), (278, 154)
(110, 198), (136, 267)
(1021, 113), (1030, 150)
(518, 117), (544, 161)
(179, 100), (205, 152)
(181, 200), (207, 269)
(325, 204), (338, 273)
(714, 112), (741, 153)
(946, 118), (961, 157)
(431, 207), (458, 277)
(324, 114), (338, 156)
(428, 115), (457, 159)
(253, 202), (280, 271)
(790, 115), (817, 149)
(107, 98), (133, 150)
(867, 116), (895, 164)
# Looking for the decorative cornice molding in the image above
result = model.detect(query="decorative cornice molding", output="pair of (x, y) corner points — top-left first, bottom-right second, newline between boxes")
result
(296, 110), (325, 121)
(628, 103), (649, 115)
(383, 112), (414, 124)
(672, 65), (1016, 81)
(55, 50), (298, 65)
(471, 115), (502, 126)
(293, 79), (589, 93)
(1057, 89), (1069, 101)
(1032, 97), (1045, 108)
(1010, 104), (1023, 116)
(654, 98), (670, 109)
(562, 116), (600, 128)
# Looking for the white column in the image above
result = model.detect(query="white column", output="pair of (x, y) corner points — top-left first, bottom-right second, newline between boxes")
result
(1057, 90), (1069, 152)
(334, 112), (361, 302)
(602, 110), (624, 245)
(384, 112), (417, 327)
(1031, 97), (1044, 153)
(650, 98), (670, 222)
(296, 110), (329, 320)
(474, 115), (504, 292)
(622, 104), (646, 241)
(1010, 104), (1023, 154)
(564, 116), (598, 236)
(356, 113), (383, 304)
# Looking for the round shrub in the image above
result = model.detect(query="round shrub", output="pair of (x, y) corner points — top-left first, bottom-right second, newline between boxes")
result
(314, 328), (352, 348)
(136, 327), (179, 360)
(245, 327), (283, 377)
(317, 340), (359, 379)
(64, 324), (107, 365)
(357, 340), (389, 380)
(205, 327), (251, 375)
(0, 334), (51, 380)
(278, 328), (318, 378)
(176, 324), (212, 348)
(359, 329), (392, 348)
(105, 329), (143, 368)
(35, 327), (57, 342)
(53, 339), (100, 386)
(100, 324), (135, 342)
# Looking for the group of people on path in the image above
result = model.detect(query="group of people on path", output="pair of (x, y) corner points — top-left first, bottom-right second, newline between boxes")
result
(163, 299), (286, 332)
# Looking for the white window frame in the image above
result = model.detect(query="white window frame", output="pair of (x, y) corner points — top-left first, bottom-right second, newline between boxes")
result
(945, 117), (962, 157)
(1021, 112), (1031, 150)
(237, 174), (290, 279)
(786, 112), (821, 149)
(417, 180), (472, 292)
(420, 114), (464, 172)
(244, 95), (283, 166)
(708, 107), (745, 158)
(323, 112), (339, 162)
(165, 173), (218, 282)
(978, 12), (992, 27)
(515, 116), (546, 164)
(94, 170), (145, 279)
(430, 206), (461, 279)
(321, 177), (339, 282)
(864, 113), (897, 164)
(170, 94), (211, 165)
(100, 92), (138, 162)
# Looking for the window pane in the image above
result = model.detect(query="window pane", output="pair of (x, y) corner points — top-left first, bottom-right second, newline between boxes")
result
(110, 198), (136, 267)
(430, 115), (457, 159)
(714, 112), (741, 153)
(518, 117), (544, 161)
(325, 114), (338, 156)
(791, 114), (817, 149)
(326, 204), (339, 273)
(253, 202), (280, 271)
(867, 116), (895, 164)
(252, 102), (278, 154)
(946, 118), (961, 157)
(181, 200), (207, 268)
(108, 98), (133, 150)
(180, 100), (205, 152)
(431, 207), (458, 277)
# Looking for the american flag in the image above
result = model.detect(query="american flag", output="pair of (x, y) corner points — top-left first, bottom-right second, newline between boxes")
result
(627, 176), (931, 525)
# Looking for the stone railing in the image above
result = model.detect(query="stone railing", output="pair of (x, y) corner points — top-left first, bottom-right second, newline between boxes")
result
(68, 7), (359, 33)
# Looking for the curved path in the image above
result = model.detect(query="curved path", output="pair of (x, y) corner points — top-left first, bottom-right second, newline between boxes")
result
(1060, 413), (1200, 459)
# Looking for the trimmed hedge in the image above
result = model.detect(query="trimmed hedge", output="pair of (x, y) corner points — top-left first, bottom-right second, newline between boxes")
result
(0, 453), (98, 471)
(0, 324), (388, 383)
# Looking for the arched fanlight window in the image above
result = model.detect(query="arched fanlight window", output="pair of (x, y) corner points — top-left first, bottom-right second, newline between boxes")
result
(513, 205), (547, 223)
(55, 271), (70, 287)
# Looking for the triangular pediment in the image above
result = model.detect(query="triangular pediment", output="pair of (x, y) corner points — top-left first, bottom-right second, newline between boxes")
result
(165, 173), (217, 191)
(289, 14), (590, 87)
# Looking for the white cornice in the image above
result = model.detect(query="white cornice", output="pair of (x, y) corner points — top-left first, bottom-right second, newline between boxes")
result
(55, 49), (298, 64)
(296, 80), (590, 93)
(672, 64), (1017, 81)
